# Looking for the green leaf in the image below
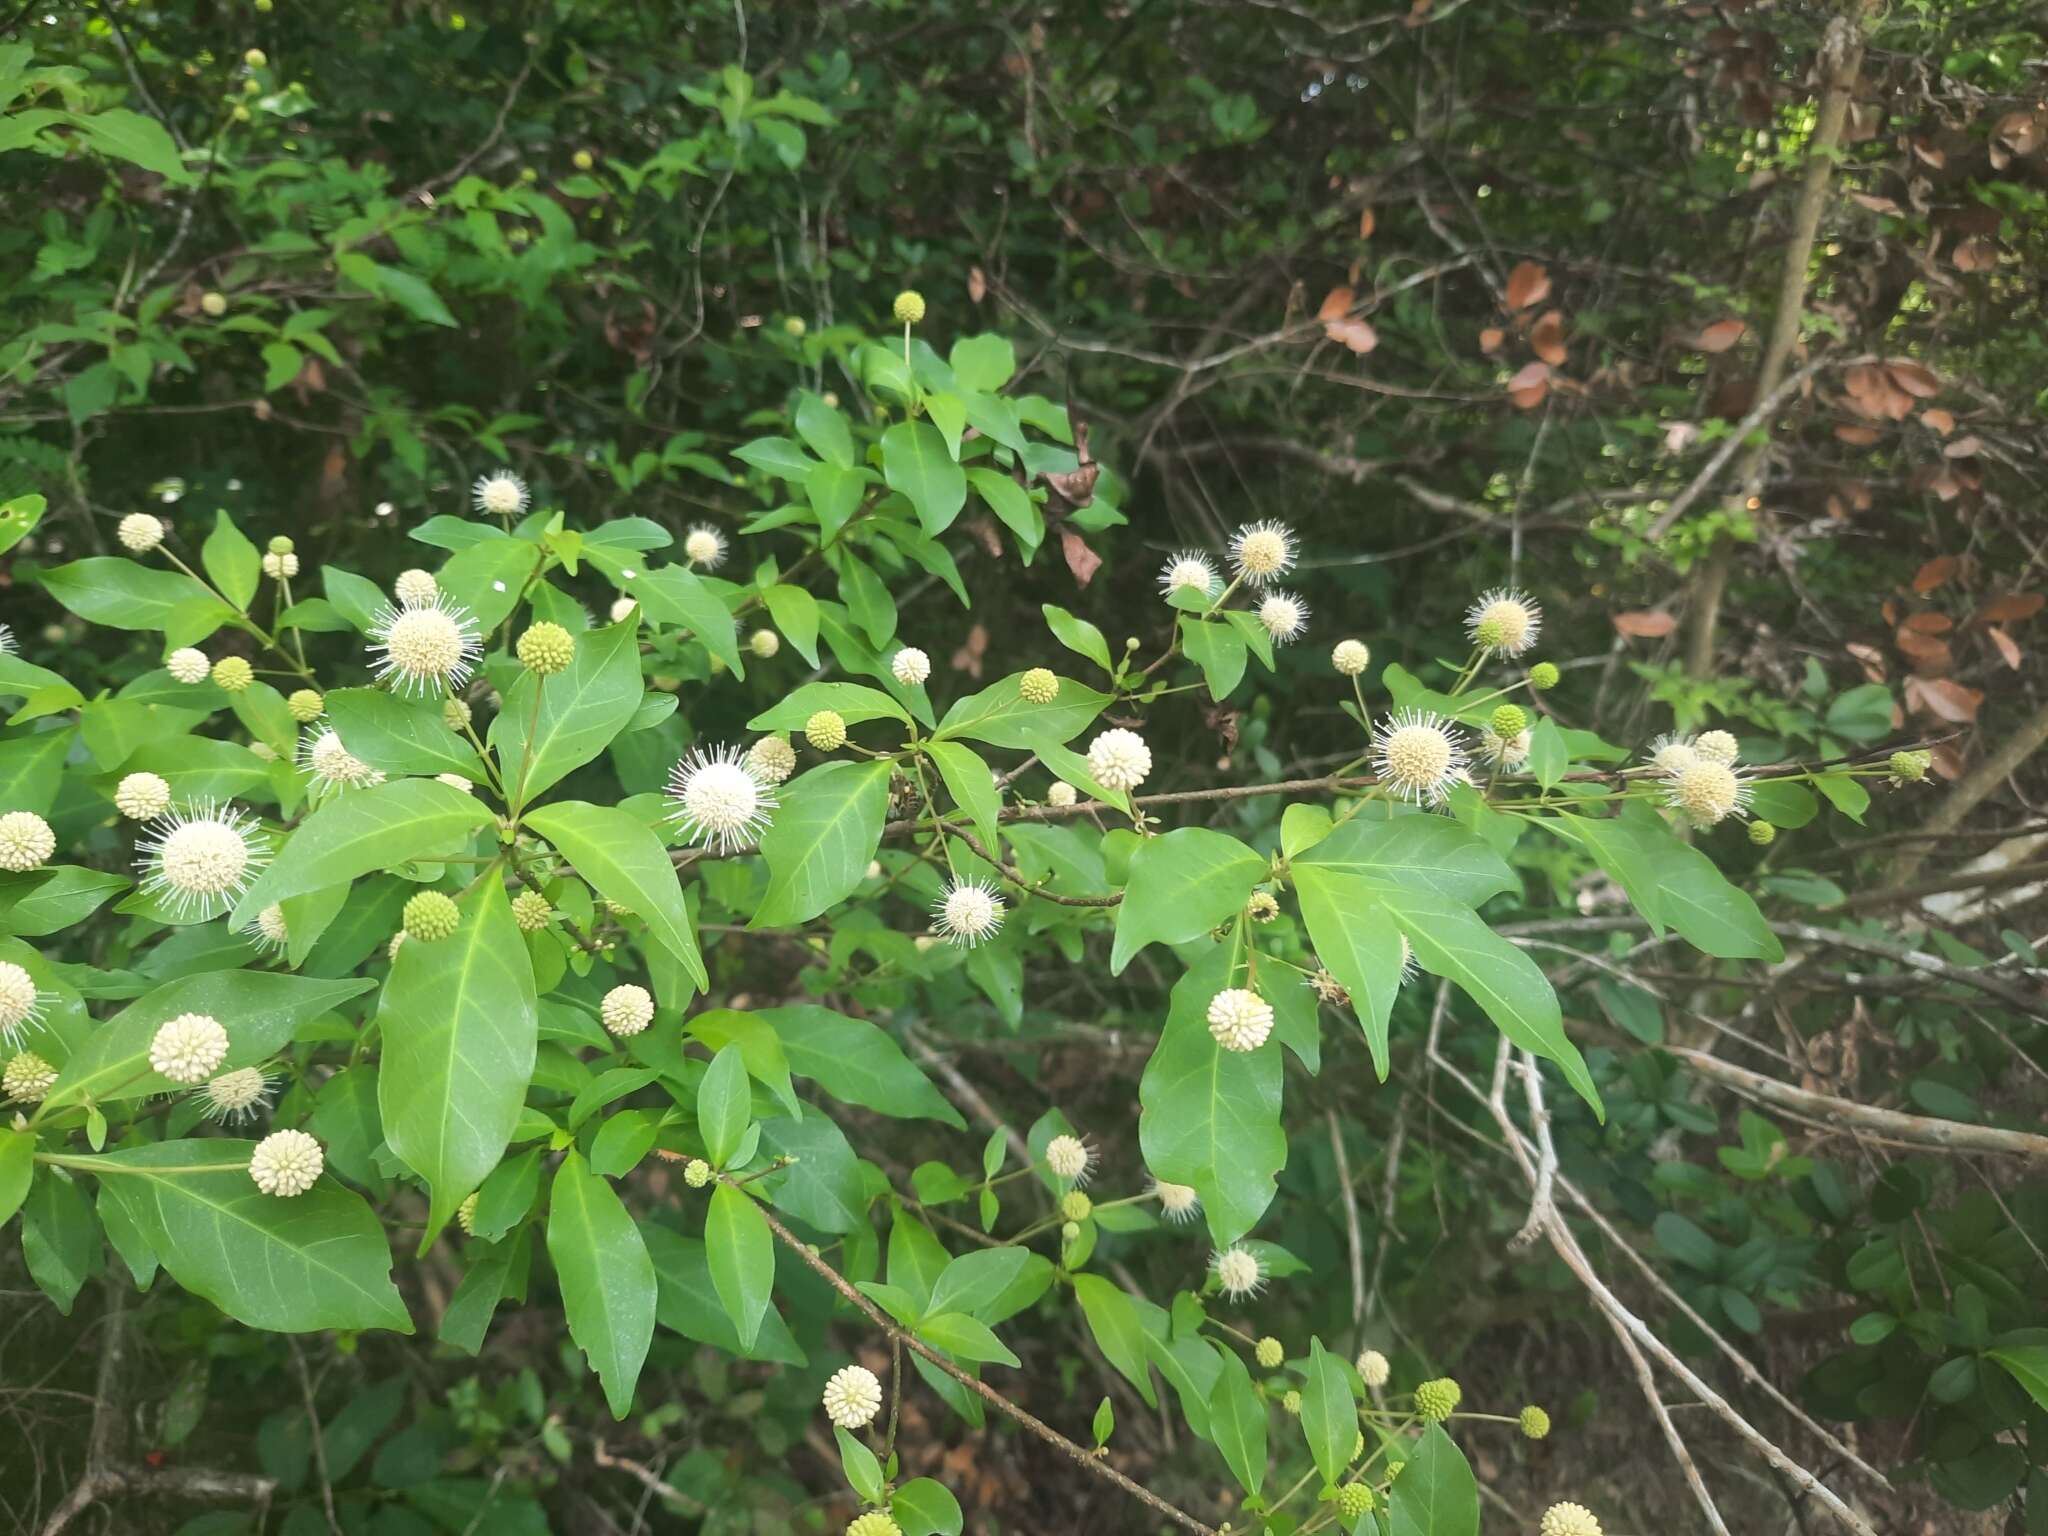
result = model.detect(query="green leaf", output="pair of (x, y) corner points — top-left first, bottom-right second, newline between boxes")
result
(1207, 1345), (1267, 1497)
(925, 740), (1003, 851)
(1113, 827), (1266, 974)
(804, 462), (868, 542)
(1179, 615), (1248, 701)
(45, 972), (374, 1110)
(747, 681), (908, 732)
(1814, 772), (1870, 823)
(0, 1126), (33, 1228)
(0, 867), (129, 936)
(917, 1311), (1020, 1367)
(642, 1224), (807, 1364)
(631, 566), (745, 675)
(836, 1426), (885, 1503)
(881, 420), (967, 534)
(1988, 1347), (2048, 1415)
(525, 801), (706, 990)
(22, 1168), (96, 1311)
(324, 687), (487, 781)
(92, 1140), (411, 1333)
(966, 468), (1042, 553)
(378, 879), (538, 1249)
(1138, 938), (1285, 1246)
(1749, 780), (1819, 829)
(1385, 1424), (1480, 1536)
(202, 510), (261, 611)
(1301, 1339), (1356, 1489)
(1293, 813), (1516, 906)
(705, 1182), (775, 1349)
(891, 1477), (965, 1536)
(492, 620), (645, 806)
(0, 493), (48, 558)
(753, 760), (894, 927)
(1071, 1274), (1158, 1408)
(697, 1043), (752, 1167)
(338, 254), (458, 327)
(1042, 603), (1113, 674)
(1655, 838), (1782, 961)
(1293, 864), (1406, 1077)
(926, 1247), (1033, 1320)
(42, 558), (234, 638)
(231, 778), (494, 926)
(755, 1005), (964, 1128)
(436, 537), (539, 632)
(949, 334), (1017, 392)
(936, 671), (1111, 750)
(440, 1231), (525, 1355)
(762, 584), (821, 665)
(74, 107), (194, 183)
(547, 1152), (656, 1418)
(733, 436), (818, 482)
(322, 566), (387, 632)
(793, 391), (855, 467)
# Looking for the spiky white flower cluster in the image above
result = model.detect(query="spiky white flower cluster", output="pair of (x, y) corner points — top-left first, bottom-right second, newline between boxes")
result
(667, 745), (777, 853)
(600, 983), (655, 1038)
(1153, 1180), (1200, 1222)
(367, 597), (482, 697)
(1206, 987), (1275, 1052)
(1481, 728), (1533, 771)
(683, 525), (727, 569)
(1372, 711), (1467, 807)
(1331, 638), (1370, 676)
(1646, 732), (1696, 775)
(1229, 521), (1296, 585)
(300, 728), (382, 793)
(891, 646), (931, 686)
(1045, 1134), (1093, 1184)
(1695, 728), (1740, 765)
(933, 878), (1004, 947)
(1357, 1348), (1391, 1388)
(0, 960), (47, 1047)
(249, 1128), (323, 1197)
(201, 1065), (275, 1123)
(747, 736), (797, 786)
(0, 811), (55, 872)
(149, 1012), (229, 1084)
(472, 471), (529, 518)
(135, 801), (269, 919)
(1664, 758), (1751, 828)
(118, 512), (166, 552)
(249, 903), (289, 955)
(1086, 729), (1151, 792)
(1257, 591), (1308, 643)
(0, 624), (12, 656)
(1466, 588), (1542, 656)
(1214, 1244), (1265, 1300)
(1159, 552), (1220, 601)
(821, 1365), (883, 1429)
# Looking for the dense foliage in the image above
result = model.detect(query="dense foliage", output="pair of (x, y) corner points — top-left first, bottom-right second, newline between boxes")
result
(3, 3), (2046, 1535)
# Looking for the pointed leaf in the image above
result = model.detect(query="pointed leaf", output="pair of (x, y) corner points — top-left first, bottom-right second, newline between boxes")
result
(705, 1182), (775, 1349)
(548, 1152), (656, 1418)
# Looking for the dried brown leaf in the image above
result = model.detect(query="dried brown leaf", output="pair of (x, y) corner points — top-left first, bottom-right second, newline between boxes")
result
(1988, 627), (2022, 670)
(1920, 407), (1955, 435)
(1504, 261), (1551, 312)
(1530, 311), (1568, 365)
(1911, 555), (1958, 593)
(1696, 319), (1747, 353)
(1612, 609), (1678, 638)
(1973, 592), (2045, 625)
(1478, 327), (1505, 354)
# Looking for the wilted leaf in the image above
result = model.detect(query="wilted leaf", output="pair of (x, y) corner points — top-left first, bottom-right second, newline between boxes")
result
(1972, 592), (2043, 625)
(1994, 110), (2043, 157)
(1943, 435), (1983, 459)
(1920, 407), (1955, 434)
(1059, 528), (1102, 588)
(1506, 361), (1550, 409)
(1845, 642), (1887, 682)
(1953, 237), (1997, 272)
(1902, 612), (1953, 634)
(1893, 627), (1952, 674)
(1478, 327), (1505, 353)
(1912, 556), (1958, 593)
(1906, 676), (1981, 723)
(1850, 191), (1902, 214)
(1696, 319), (1746, 353)
(1988, 627), (2022, 670)
(1318, 286), (1355, 322)
(1886, 360), (1940, 398)
(1529, 311), (1567, 365)
(1504, 261), (1551, 312)
(1612, 609), (1677, 638)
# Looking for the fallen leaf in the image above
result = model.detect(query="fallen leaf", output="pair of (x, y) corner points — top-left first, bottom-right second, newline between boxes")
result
(1943, 434), (1983, 459)
(1920, 407), (1955, 434)
(1886, 360), (1941, 398)
(1911, 138), (1946, 169)
(1953, 237), (1998, 272)
(1911, 555), (1957, 593)
(1894, 627), (1953, 674)
(1994, 110), (2042, 157)
(1612, 609), (1677, 638)
(1530, 311), (1567, 365)
(1988, 627), (2022, 670)
(1972, 592), (2044, 625)
(1851, 191), (1903, 214)
(1506, 360), (1550, 409)
(1504, 261), (1551, 312)
(1478, 327), (1505, 353)
(1834, 424), (1882, 445)
(1907, 676), (1982, 723)
(1902, 612), (1954, 634)
(1059, 528), (1102, 588)
(1845, 641), (1888, 683)
(1696, 319), (1747, 353)
(1318, 286), (1356, 322)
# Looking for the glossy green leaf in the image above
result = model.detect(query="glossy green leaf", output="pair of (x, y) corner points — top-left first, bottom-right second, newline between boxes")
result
(632, 566), (745, 675)
(891, 1478), (965, 1536)
(705, 1182), (775, 1350)
(202, 510), (261, 611)
(526, 800), (706, 989)
(642, 1223), (806, 1365)
(0, 1126), (33, 1228)
(881, 420), (966, 534)
(747, 681), (908, 731)
(756, 1005), (963, 1127)
(1300, 1338), (1356, 1489)
(697, 1043), (751, 1167)
(935, 671), (1111, 750)
(925, 740), (1003, 851)
(324, 687), (487, 781)
(492, 620), (645, 806)
(548, 1152), (656, 1419)
(1072, 1274), (1158, 1408)
(753, 760), (893, 926)
(42, 558), (234, 638)
(1385, 1423), (1480, 1536)
(917, 1311), (1020, 1367)
(1207, 1345), (1267, 1497)
(1112, 827), (1265, 974)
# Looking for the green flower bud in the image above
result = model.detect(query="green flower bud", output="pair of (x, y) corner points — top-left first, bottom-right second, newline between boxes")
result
(1528, 661), (1560, 691)
(402, 891), (460, 943)
(511, 890), (553, 932)
(805, 710), (848, 751)
(1281, 1389), (1302, 1416)
(572, 149), (594, 170)
(1747, 820), (1777, 846)
(1255, 1336), (1285, 1369)
(892, 290), (926, 325)
(1519, 1404), (1551, 1439)
(1889, 749), (1930, 783)
(1414, 1377), (1461, 1422)
(1060, 1190), (1093, 1222)
(244, 47), (267, 68)
(211, 656), (254, 693)
(267, 535), (294, 555)
(1337, 1482), (1375, 1519)
(685, 1158), (713, 1188)
(1490, 703), (1528, 740)
(444, 697), (472, 730)
(516, 622), (576, 676)
(1019, 668), (1059, 705)
(286, 688), (324, 723)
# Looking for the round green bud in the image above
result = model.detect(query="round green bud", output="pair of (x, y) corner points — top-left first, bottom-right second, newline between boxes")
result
(200, 291), (228, 316)
(892, 290), (926, 325)
(242, 77), (261, 95)
(1519, 1404), (1551, 1440)
(519, 167), (537, 182)
(402, 890), (460, 943)
(1019, 668), (1059, 705)
(1889, 749), (1930, 782)
(1255, 1336), (1285, 1369)
(783, 316), (806, 337)
(516, 622), (576, 676)
(511, 890), (553, 932)
(231, 104), (251, 122)
(443, 697), (472, 731)
(286, 689), (324, 723)
(684, 1158), (713, 1188)
(1528, 661), (1560, 691)
(805, 709), (848, 751)
(267, 535), (294, 555)
(211, 655), (254, 693)
(749, 628), (780, 659)
(572, 149), (594, 170)
(1337, 1483), (1375, 1519)
(1060, 1190), (1093, 1222)
(1747, 820), (1777, 846)
(1414, 1377), (1461, 1422)
(1060, 1220), (1082, 1243)
(1490, 703), (1528, 740)
(1281, 1389), (1302, 1416)
(244, 47), (267, 68)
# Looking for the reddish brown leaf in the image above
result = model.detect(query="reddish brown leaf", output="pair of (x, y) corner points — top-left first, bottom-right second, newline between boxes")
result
(968, 266), (988, 304)
(1908, 676), (1982, 723)
(1995, 110), (2043, 157)
(1920, 407), (1955, 435)
(1478, 327), (1505, 354)
(1988, 627), (2022, 670)
(1529, 311), (1568, 365)
(1942, 434), (1983, 459)
(1973, 592), (2045, 625)
(1902, 612), (1954, 634)
(1953, 237), (1998, 273)
(1612, 609), (1678, 638)
(1911, 556), (1958, 593)
(1910, 138), (1946, 169)
(1358, 207), (1376, 240)
(1845, 641), (1888, 683)
(1886, 360), (1941, 398)
(1850, 192), (1903, 215)
(1318, 286), (1356, 322)
(1324, 317), (1379, 354)
(1894, 627), (1953, 674)
(1504, 261), (1551, 312)
(1058, 528), (1102, 588)
(1834, 424), (1883, 446)
(1506, 361), (1550, 410)
(1696, 319), (1747, 353)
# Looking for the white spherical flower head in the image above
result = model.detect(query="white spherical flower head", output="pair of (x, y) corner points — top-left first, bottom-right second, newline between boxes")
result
(600, 983), (655, 1038)
(683, 525), (727, 570)
(1666, 759), (1751, 828)
(1214, 1244), (1265, 1300)
(1228, 520), (1296, 585)
(891, 646), (932, 686)
(1539, 1503), (1603, 1536)
(368, 597), (482, 697)
(667, 745), (777, 854)
(118, 512), (166, 552)
(1045, 1133), (1093, 1185)
(934, 878), (1005, 947)
(1331, 638), (1370, 676)
(250, 903), (289, 955)
(1046, 780), (1078, 808)
(472, 470), (530, 518)
(201, 1065), (275, 1123)
(0, 960), (48, 1047)
(821, 1365), (884, 1429)
(609, 596), (638, 624)
(1466, 587), (1542, 655)
(249, 1128), (323, 1197)
(0, 811), (56, 872)
(1357, 1348), (1391, 1389)
(1647, 732), (1697, 775)
(136, 801), (269, 918)
(149, 1012), (229, 1084)
(261, 551), (299, 580)
(1372, 710), (1468, 807)
(1695, 728), (1740, 766)
(1086, 728), (1152, 792)
(1153, 1180), (1200, 1222)
(300, 728), (379, 792)
(114, 770), (173, 820)
(1482, 728), (1533, 771)
(166, 647), (210, 684)
(1256, 591), (1309, 643)
(393, 568), (440, 608)
(747, 736), (797, 786)
(1206, 987), (1275, 1052)
(1158, 551), (1220, 601)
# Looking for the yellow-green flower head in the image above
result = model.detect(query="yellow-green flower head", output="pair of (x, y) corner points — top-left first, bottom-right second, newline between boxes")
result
(244, 47), (267, 68)
(402, 891), (461, 943)
(748, 628), (780, 659)
(443, 696), (472, 731)
(684, 1158), (713, 1188)
(511, 890), (553, 932)
(1747, 820), (1776, 846)
(1060, 1190), (1093, 1222)
(1490, 703), (1528, 740)
(805, 709), (848, 751)
(517, 622), (576, 676)
(1336, 1482), (1374, 1519)
(3, 1051), (57, 1103)
(1666, 759), (1751, 828)
(1246, 891), (1279, 923)
(572, 148), (595, 170)
(456, 1191), (479, 1235)
(1414, 1376), (1461, 1422)
(1061, 1220), (1082, 1243)
(1889, 749), (1930, 783)
(1255, 1336), (1285, 1369)
(1019, 668), (1059, 705)
(891, 290), (926, 325)
(1281, 1389), (1303, 1416)
(847, 1514), (901, 1536)
(1528, 661), (1560, 691)
(1519, 1404), (1551, 1439)
(1539, 1503), (1601, 1536)
(212, 656), (254, 693)
(286, 688), (324, 723)
(783, 315), (806, 337)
